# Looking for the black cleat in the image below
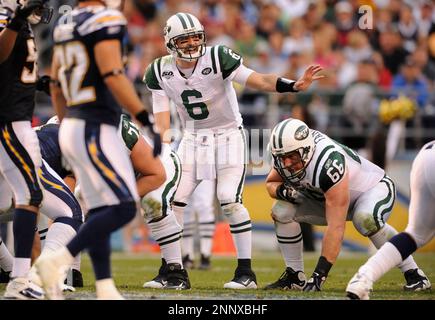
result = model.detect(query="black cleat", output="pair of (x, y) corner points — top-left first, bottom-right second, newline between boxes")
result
(0, 269), (11, 283)
(403, 268), (431, 291)
(264, 267), (306, 290)
(165, 263), (191, 290)
(198, 254), (211, 270)
(143, 259), (168, 289)
(224, 268), (257, 289)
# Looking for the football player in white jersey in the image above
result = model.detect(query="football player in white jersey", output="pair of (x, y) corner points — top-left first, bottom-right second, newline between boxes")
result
(265, 118), (430, 292)
(182, 179), (216, 270)
(346, 141), (434, 299)
(118, 114), (190, 290)
(144, 12), (324, 289)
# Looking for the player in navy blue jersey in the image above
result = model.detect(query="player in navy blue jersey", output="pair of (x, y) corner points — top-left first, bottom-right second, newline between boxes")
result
(0, 0), (54, 299)
(34, 0), (163, 300)
(0, 118), (84, 293)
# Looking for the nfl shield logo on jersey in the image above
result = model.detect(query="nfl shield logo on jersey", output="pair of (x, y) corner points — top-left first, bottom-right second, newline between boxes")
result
(201, 67), (212, 75)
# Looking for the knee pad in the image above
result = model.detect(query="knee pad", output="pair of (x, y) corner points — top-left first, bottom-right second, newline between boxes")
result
(148, 213), (182, 247)
(141, 195), (163, 223)
(221, 203), (248, 224)
(352, 210), (383, 236)
(271, 201), (295, 224)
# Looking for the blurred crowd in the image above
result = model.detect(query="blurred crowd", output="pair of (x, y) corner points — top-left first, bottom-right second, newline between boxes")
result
(33, 0), (435, 153)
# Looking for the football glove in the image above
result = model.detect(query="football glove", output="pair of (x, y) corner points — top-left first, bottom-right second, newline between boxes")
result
(276, 183), (301, 204)
(36, 75), (51, 96)
(7, 0), (43, 31)
(303, 272), (327, 292)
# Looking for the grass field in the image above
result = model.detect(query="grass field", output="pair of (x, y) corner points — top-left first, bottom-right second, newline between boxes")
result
(2, 251), (431, 300)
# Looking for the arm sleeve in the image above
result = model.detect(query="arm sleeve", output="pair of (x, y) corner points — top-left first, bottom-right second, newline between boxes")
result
(232, 64), (255, 86)
(152, 90), (171, 114)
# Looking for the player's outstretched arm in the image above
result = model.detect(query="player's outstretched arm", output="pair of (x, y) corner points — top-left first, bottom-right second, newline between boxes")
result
(245, 65), (324, 93)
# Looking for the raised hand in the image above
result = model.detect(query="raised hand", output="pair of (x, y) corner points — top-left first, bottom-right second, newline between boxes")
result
(294, 65), (325, 91)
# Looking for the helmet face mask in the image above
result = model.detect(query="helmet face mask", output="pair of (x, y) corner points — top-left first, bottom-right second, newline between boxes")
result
(164, 13), (206, 62)
(269, 119), (315, 184)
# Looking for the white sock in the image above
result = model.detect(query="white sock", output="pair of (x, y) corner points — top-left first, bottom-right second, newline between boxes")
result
(182, 221), (195, 259)
(369, 224), (418, 273)
(148, 214), (183, 266)
(11, 257), (31, 278)
(223, 204), (251, 259)
(0, 239), (13, 272)
(275, 221), (304, 272)
(359, 242), (403, 282)
(172, 205), (185, 228)
(71, 253), (81, 272)
(199, 220), (215, 257)
(43, 222), (76, 254)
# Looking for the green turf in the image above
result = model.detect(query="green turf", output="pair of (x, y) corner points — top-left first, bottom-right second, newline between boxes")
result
(31, 251), (433, 300)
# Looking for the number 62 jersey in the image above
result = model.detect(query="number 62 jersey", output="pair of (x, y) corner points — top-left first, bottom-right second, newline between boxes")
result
(144, 45), (244, 132)
(280, 130), (385, 205)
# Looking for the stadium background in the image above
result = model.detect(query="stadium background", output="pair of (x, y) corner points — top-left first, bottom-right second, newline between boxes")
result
(2, 0), (435, 256)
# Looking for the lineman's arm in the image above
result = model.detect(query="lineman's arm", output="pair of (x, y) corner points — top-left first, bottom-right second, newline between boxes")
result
(266, 168), (284, 199)
(244, 65), (324, 92)
(50, 50), (67, 121)
(304, 171), (349, 291)
(321, 171), (349, 264)
(130, 135), (166, 197)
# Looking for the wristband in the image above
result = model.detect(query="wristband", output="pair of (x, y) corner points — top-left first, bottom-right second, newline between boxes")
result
(102, 69), (124, 79)
(276, 77), (299, 93)
(314, 256), (333, 276)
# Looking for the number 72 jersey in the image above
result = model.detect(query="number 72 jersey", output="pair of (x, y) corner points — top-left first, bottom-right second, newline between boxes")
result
(144, 45), (244, 132)
(52, 6), (127, 126)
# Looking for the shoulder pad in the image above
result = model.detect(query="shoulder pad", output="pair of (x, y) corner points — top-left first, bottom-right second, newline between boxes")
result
(217, 45), (242, 80)
(144, 58), (163, 90)
(77, 8), (126, 37)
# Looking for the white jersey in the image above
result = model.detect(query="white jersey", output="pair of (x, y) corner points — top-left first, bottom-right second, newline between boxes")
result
(278, 130), (385, 205)
(144, 45), (244, 132)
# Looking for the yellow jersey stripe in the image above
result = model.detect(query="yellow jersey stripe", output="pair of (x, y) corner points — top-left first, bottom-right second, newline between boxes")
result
(88, 137), (122, 188)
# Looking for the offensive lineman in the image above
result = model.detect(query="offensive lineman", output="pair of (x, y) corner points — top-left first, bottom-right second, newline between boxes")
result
(145, 12), (324, 289)
(265, 118), (430, 292)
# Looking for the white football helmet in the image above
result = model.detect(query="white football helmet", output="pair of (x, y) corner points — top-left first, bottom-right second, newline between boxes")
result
(269, 118), (315, 183)
(164, 12), (206, 61)
(0, 0), (53, 24)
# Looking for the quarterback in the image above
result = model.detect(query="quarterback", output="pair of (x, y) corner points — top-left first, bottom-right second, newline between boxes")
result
(265, 118), (430, 292)
(144, 12), (323, 289)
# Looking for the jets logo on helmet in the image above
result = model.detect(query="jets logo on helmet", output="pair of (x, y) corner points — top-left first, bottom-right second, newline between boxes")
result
(270, 118), (316, 183)
(294, 125), (309, 140)
(164, 12), (206, 61)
